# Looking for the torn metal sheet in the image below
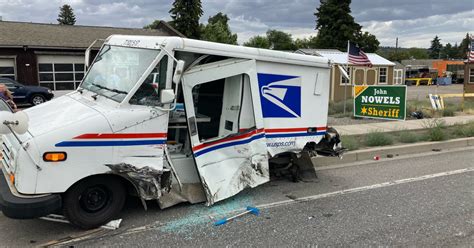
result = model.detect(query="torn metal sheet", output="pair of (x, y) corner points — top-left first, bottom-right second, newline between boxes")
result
(105, 163), (171, 201)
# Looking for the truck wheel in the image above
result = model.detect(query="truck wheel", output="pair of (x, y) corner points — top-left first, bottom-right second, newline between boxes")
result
(63, 177), (126, 229)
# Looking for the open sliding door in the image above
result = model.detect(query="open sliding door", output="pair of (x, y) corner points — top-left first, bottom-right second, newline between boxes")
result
(181, 59), (269, 205)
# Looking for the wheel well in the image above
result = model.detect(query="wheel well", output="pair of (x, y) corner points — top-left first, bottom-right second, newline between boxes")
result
(64, 174), (138, 197)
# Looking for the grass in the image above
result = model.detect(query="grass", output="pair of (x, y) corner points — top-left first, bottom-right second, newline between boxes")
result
(341, 136), (360, 151)
(452, 121), (474, 137)
(364, 130), (394, 147)
(328, 100), (353, 116)
(441, 107), (456, 117)
(397, 130), (419, 143)
(339, 121), (474, 150)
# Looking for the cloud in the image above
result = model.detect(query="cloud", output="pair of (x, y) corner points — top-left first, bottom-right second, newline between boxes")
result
(0, 0), (472, 48)
(361, 10), (474, 47)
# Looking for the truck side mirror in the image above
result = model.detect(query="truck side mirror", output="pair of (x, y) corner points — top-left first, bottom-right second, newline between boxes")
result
(172, 60), (185, 84)
(160, 89), (175, 104)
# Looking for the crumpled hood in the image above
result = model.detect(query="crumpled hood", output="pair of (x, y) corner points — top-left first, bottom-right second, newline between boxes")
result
(24, 95), (107, 137)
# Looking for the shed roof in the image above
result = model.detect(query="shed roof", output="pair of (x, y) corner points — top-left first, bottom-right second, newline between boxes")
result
(296, 49), (395, 66)
(0, 20), (183, 49)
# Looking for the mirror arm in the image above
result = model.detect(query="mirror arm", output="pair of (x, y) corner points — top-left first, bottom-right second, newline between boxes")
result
(85, 39), (105, 70)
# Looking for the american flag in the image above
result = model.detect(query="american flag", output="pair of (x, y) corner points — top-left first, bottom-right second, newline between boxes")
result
(468, 38), (474, 62)
(348, 41), (372, 66)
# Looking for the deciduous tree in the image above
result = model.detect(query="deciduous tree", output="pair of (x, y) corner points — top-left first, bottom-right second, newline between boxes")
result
(201, 12), (238, 44)
(243, 36), (271, 49)
(266, 30), (296, 51)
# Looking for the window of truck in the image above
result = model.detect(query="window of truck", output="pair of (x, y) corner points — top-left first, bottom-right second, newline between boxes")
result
(129, 56), (168, 106)
(81, 45), (160, 102)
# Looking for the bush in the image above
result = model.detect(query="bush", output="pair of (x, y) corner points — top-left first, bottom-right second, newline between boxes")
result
(441, 107), (456, 117)
(423, 119), (446, 141)
(453, 122), (474, 137)
(341, 136), (360, 151)
(364, 130), (394, 147)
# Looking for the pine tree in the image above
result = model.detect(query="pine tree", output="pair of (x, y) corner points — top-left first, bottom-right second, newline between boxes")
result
(429, 36), (442, 59)
(314, 0), (378, 51)
(57, 4), (76, 25)
(169, 0), (203, 39)
(458, 33), (471, 59)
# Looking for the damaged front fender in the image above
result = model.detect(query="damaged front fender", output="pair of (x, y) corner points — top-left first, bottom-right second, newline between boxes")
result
(105, 163), (172, 202)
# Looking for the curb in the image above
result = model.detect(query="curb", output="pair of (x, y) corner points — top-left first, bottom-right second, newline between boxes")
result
(313, 137), (474, 167)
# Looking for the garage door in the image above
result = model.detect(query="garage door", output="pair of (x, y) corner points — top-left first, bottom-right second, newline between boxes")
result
(37, 55), (85, 90)
(0, 58), (15, 80)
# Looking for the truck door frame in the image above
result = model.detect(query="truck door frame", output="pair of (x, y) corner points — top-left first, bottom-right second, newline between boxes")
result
(181, 59), (269, 205)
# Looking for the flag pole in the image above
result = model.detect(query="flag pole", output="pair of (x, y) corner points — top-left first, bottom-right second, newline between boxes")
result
(343, 40), (350, 115)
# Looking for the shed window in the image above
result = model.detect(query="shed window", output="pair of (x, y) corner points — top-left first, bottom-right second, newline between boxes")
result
(340, 67), (351, 85)
(394, 69), (403, 85)
(470, 68), (474, 84)
(379, 67), (387, 84)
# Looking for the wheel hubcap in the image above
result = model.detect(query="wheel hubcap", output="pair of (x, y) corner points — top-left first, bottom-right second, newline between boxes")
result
(80, 186), (110, 213)
(32, 96), (44, 105)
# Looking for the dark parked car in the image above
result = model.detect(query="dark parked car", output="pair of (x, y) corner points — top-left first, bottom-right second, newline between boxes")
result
(0, 77), (54, 106)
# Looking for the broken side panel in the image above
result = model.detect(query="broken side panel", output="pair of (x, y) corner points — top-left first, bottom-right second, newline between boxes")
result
(182, 59), (269, 205)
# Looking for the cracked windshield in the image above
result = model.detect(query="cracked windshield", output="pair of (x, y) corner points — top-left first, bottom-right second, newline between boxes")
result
(81, 45), (160, 102)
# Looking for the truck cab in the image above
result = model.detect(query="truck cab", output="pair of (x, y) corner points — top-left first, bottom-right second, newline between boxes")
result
(0, 35), (343, 229)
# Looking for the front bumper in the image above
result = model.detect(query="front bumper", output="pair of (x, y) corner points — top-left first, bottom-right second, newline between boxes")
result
(46, 93), (54, 100)
(0, 170), (62, 219)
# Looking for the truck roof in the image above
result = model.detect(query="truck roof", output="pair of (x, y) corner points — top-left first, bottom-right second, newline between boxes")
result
(106, 35), (330, 68)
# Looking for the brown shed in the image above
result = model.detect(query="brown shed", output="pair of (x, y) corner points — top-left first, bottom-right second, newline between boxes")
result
(296, 49), (396, 102)
(464, 62), (474, 93)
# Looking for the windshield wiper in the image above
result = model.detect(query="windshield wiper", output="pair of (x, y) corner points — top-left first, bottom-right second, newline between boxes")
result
(90, 83), (125, 94)
(91, 83), (128, 100)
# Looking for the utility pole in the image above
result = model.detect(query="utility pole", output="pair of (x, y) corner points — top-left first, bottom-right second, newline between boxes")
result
(395, 37), (398, 55)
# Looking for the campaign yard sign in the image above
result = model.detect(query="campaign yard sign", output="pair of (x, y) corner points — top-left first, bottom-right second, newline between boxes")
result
(354, 85), (407, 120)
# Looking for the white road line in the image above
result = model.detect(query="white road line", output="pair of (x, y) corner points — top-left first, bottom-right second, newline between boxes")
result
(257, 167), (474, 210)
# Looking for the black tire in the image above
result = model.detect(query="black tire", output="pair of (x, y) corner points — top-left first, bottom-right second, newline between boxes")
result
(63, 176), (126, 229)
(30, 94), (46, 105)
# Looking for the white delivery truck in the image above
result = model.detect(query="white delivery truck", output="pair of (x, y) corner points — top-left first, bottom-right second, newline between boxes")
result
(0, 35), (344, 229)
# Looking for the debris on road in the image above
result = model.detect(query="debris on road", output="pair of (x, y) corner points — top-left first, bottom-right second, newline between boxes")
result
(411, 111), (424, 119)
(103, 219), (123, 230)
(214, 206), (260, 226)
(373, 156), (380, 160)
(40, 214), (122, 230)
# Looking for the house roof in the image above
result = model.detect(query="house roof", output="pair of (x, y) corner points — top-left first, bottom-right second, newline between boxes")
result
(0, 20), (183, 50)
(296, 49), (395, 66)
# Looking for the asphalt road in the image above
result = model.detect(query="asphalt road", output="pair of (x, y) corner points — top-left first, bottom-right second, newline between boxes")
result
(0, 147), (473, 247)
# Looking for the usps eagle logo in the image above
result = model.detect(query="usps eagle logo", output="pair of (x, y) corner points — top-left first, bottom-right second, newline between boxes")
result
(258, 73), (301, 118)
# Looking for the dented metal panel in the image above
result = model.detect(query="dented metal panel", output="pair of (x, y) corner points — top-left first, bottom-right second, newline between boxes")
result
(105, 163), (171, 200)
(182, 59), (270, 205)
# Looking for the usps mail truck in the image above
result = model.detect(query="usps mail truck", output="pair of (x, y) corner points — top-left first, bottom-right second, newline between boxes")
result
(0, 35), (344, 229)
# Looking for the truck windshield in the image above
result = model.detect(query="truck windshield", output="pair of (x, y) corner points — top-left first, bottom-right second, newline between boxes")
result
(81, 45), (160, 102)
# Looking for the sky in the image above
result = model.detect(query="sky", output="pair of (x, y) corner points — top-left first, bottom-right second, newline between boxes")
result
(0, 0), (473, 48)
